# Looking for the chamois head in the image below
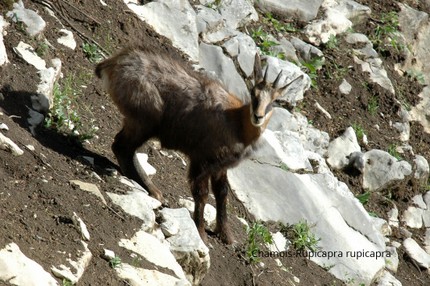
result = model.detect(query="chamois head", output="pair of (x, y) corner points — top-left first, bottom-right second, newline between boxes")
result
(249, 54), (300, 127)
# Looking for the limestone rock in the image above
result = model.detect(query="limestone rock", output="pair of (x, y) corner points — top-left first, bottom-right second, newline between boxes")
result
(255, 0), (323, 22)
(403, 238), (430, 269)
(0, 243), (58, 286)
(326, 127), (361, 169)
(107, 190), (161, 230)
(125, 0), (199, 62)
(6, 0), (46, 37)
(362, 150), (412, 191)
(159, 208), (210, 285)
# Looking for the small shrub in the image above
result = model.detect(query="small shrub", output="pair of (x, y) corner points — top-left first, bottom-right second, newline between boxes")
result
(245, 222), (273, 263)
(82, 42), (102, 63)
(291, 220), (319, 252)
(109, 256), (122, 268)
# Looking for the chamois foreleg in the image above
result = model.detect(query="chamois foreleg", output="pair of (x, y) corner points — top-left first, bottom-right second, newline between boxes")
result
(112, 120), (163, 202)
(190, 164), (210, 243)
(211, 170), (234, 244)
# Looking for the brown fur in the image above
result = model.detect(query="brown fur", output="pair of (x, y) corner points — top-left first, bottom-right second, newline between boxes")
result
(95, 46), (295, 244)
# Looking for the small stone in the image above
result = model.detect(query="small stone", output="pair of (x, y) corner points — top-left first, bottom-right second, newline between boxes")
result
(403, 238), (430, 269)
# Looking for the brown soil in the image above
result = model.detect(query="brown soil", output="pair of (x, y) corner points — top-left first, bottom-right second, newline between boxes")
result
(0, 0), (428, 285)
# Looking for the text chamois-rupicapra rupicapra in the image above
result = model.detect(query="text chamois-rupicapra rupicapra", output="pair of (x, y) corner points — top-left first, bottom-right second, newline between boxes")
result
(95, 47), (300, 244)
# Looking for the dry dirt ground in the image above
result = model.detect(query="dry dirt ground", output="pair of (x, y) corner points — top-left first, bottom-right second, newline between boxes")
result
(0, 0), (429, 285)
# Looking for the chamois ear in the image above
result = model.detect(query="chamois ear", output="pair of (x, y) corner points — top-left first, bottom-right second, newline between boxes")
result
(274, 74), (304, 99)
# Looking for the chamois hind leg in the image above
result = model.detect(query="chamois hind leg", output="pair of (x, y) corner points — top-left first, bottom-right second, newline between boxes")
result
(190, 164), (210, 243)
(211, 170), (234, 244)
(112, 121), (163, 202)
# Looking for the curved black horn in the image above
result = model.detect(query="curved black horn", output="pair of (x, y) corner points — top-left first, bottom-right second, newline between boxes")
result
(272, 71), (284, 88)
(262, 66), (270, 83)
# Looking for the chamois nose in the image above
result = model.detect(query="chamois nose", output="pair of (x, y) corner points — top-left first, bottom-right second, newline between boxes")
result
(254, 113), (264, 121)
(253, 113), (265, 126)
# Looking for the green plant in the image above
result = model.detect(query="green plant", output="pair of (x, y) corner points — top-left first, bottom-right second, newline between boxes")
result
(325, 34), (338, 50)
(82, 42), (102, 63)
(301, 57), (324, 88)
(263, 12), (297, 33)
(205, 0), (222, 9)
(62, 279), (73, 286)
(250, 26), (286, 60)
(291, 220), (319, 252)
(245, 222), (273, 263)
(387, 144), (402, 160)
(352, 123), (365, 141)
(356, 191), (370, 205)
(370, 11), (404, 54)
(367, 96), (379, 115)
(109, 256), (122, 268)
(44, 71), (98, 141)
(279, 163), (289, 171)
(35, 41), (49, 57)
(405, 69), (425, 85)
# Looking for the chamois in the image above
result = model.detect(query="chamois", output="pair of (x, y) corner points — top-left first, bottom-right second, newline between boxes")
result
(95, 47), (299, 244)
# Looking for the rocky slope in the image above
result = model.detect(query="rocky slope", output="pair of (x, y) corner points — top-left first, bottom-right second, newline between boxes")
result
(0, 0), (430, 285)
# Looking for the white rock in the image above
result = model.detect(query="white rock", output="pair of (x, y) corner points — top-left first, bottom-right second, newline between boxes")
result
(384, 246), (399, 273)
(376, 270), (402, 286)
(362, 150), (412, 191)
(339, 79), (352, 94)
(412, 194), (427, 209)
(119, 229), (187, 280)
(403, 238), (430, 268)
(229, 161), (386, 284)
(0, 243), (58, 286)
(414, 155), (429, 185)
(119, 176), (148, 193)
(0, 123), (8, 130)
(267, 232), (289, 252)
(70, 180), (107, 204)
(218, 0), (258, 29)
(196, 5), (237, 43)
(107, 190), (161, 230)
(354, 56), (395, 94)
(402, 206), (424, 228)
(57, 29), (76, 50)
(34, 58), (62, 112)
(326, 127), (361, 169)
(387, 207), (399, 227)
(115, 263), (190, 286)
(267, 108), (329, 157)
(134, 153), (156, 176)
(199, 43), (248, 101)
(425, 191), (430, 207)
(0, 16), (9, 66)
(0, 132), (24, 156)
(125, 0), (199, 62)
(256, 0), (323, 22)
(425, 229), (430, 254)
(13, 41), (46, 70)
(72, 212), (91, 241)
(423, 209), (430, 228)
(370, 217), (391, 237)
(51, 241), (92, 284)
(264, 56), (311, 105)
(235, 33), (258, 77)
(178, 198), (217, 231)
(290, 36), (324, 61)
(6, 0), (46, 37)
(102, 249), (115, 260)
(159, 208), (210, 285)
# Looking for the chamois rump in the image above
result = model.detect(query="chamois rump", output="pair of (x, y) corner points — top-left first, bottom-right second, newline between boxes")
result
(95, 47), (298, 244)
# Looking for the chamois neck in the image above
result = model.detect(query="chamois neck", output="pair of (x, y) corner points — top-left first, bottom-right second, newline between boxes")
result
(240, 104), (266, 146)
